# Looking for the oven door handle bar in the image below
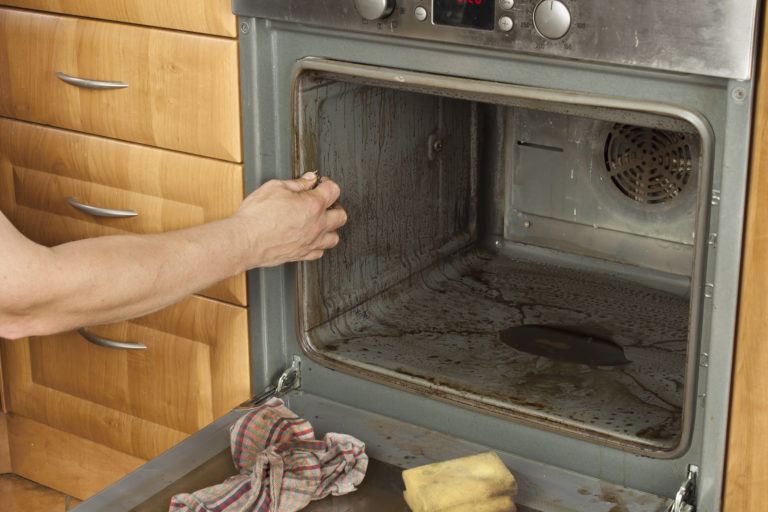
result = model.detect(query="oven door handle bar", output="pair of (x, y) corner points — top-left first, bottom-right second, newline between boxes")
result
(67, 197), (138, 218)
(78, 328), (148, 350)
(55, 71), (129, 90)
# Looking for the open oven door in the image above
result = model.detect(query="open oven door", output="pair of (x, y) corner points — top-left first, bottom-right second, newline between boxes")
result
(75, 358), (674, 512)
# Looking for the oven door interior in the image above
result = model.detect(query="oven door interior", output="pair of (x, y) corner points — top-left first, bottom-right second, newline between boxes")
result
(75, 387), (672, 512)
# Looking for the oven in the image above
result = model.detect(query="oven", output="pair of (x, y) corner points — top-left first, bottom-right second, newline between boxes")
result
(77, 1), (759, 510)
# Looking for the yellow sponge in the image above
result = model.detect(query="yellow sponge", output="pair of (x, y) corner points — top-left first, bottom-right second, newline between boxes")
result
(440, 495), (516, 512)
(402, 452), (517, 512)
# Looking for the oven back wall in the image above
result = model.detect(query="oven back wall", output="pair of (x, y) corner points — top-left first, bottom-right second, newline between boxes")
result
(239, 19), (752, 507)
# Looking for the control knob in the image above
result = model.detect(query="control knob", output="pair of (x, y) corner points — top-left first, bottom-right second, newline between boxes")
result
(533, 0), (571, 40)
(354, 0), (397, 21)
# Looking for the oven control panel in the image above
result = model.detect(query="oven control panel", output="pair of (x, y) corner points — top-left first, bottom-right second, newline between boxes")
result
(233, 0), (758, 80)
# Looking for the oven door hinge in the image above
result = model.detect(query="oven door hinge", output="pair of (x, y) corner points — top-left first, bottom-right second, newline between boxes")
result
(237, 356), (302, 409)
(668, 465), (699, 512)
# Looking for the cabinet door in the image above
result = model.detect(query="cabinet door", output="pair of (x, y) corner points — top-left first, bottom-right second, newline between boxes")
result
(0, 0), (237, 37)
(0, 8), (241, 161)
(0, 295), (251, 499)
(0, 117), (247, 306)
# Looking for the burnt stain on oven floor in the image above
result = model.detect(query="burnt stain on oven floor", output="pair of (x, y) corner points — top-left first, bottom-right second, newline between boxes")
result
(311, 248), (688, 450)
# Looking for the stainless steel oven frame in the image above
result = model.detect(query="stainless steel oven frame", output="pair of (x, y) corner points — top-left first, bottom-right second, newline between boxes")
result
(235, 16), (755, 511)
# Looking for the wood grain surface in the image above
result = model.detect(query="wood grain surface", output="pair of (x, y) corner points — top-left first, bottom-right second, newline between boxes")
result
(0, 8), (242, 161)
(0, 0), (237, 37)
(0, 413), (10, 474)
(723, 11), (768, 512)
(7, 415), (145, 499)
(0, 294), (250, 494)
(0, 473), (81, 511)
(0, 117), (247, 305)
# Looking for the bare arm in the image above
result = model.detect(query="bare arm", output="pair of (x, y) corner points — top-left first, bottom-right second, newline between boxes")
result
(0, 173), (345, 339)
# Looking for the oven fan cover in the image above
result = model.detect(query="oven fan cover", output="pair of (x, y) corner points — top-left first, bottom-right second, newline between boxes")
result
(603, 124), (697, 206)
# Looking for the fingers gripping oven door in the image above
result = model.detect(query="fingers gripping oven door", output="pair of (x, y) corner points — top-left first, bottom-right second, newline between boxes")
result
(294, 58), (713, 459)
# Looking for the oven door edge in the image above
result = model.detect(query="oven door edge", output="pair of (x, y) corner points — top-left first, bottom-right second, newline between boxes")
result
(75, 389), (673, 511)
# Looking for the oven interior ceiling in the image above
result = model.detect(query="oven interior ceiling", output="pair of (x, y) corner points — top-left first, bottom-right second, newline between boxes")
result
(296, 71), (703, 454)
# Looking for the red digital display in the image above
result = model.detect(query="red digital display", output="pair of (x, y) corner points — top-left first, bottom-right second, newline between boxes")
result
(434, 0), (495, 31)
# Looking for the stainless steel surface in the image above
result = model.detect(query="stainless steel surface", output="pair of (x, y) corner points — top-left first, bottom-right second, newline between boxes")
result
(306, 248), (689, 454)
(533, 0), (571, 40)
(232, 0), (759, 79)
(78, 327), (147, 350)
(237, 15), (754, 508)
(66, 196), (138, 218)
(505, 110), (700, 276)
(353, 0), (396, 21)
(55, 71), (129, 90)
(76, 393), (672, 511)
(669, 465), (698, 512)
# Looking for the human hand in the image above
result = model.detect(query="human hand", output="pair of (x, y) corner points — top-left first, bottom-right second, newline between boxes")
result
(231, 172), (347, 269)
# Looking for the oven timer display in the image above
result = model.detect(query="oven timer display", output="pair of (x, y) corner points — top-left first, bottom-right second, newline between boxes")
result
(433, 0), (496, 31)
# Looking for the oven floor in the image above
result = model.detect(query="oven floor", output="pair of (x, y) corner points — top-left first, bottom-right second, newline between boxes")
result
(309, 248), (688, 451)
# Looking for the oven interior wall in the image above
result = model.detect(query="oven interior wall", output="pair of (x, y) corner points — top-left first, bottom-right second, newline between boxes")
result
(298, 75), (700, 454)
(298, 78), (478, 331)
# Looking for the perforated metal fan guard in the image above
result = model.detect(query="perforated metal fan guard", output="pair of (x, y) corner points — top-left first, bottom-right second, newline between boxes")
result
(604, 124), (696, 205)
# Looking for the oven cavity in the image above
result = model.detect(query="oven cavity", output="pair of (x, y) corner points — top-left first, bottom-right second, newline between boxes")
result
(295, 67), (707, 456)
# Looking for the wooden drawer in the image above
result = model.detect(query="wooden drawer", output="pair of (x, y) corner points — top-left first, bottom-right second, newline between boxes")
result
(0, 117), (247, 306)
(0, 0), (237, 37)
(0, 295), (251, 467)
(0, 8), (241, 162)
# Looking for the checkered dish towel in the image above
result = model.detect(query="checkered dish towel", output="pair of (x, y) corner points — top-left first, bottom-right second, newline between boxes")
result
(169, 398), (368, 512)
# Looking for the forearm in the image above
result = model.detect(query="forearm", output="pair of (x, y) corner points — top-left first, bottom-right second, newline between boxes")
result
(0, 172), (345, 340)
(2, 218), (247, 339)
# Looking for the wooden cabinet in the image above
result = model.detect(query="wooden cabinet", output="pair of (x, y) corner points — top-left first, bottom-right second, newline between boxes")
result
(1, 296), (251, 498)
(0, 2), (249, 501)
(0, 118), (247, 306)
(1, 297), (249, 498)
(0, 0), (237, 36)
(0, 358), (8, 474)
(0, 8), (241, 161)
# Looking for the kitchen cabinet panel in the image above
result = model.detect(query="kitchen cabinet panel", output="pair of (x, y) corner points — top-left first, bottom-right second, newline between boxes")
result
(0, 117), (247, 306)
(0, 295), (251, 485)
(7, 415), (144, 500)
(0, 413), (10, 474)
(0, 0), (237, 37)
(0, 8), (242, 161)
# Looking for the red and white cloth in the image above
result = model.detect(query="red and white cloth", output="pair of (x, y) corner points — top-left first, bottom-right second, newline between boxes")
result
(169, 398), (368, 512)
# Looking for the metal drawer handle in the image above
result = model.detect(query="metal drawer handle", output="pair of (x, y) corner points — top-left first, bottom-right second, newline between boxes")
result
(55, 71), (128, 90)
(78, 328), (147, 350)
(67, 197), (138, 218)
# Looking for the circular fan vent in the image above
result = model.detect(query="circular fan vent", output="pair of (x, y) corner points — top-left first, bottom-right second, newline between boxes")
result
(603, 124), (696, 205)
